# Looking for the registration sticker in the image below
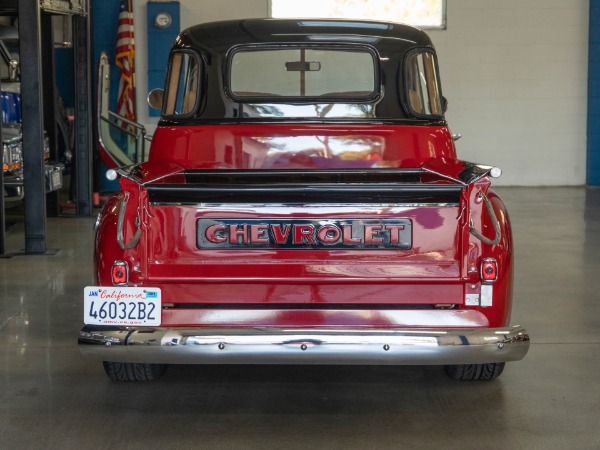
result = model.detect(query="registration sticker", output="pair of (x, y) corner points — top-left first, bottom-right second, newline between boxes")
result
(84, 287), (161, 326)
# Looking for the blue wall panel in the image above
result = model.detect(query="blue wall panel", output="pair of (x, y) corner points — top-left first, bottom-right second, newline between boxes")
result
(147, 2), (180, 116)
(55, 48), (74, 108)
(92, 0), (121, 191)
(588, 0), (600, 185)
(92, 0), (123, 116)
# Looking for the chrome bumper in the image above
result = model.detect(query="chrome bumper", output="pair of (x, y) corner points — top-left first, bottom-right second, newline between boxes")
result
(79, 325), (529, 365)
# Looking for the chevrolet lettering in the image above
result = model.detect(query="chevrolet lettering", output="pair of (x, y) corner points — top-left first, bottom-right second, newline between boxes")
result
(79, 19), (529, 382)
(198, 219), (412, 249)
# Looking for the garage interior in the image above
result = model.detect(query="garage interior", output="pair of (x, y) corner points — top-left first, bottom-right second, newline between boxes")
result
(1, 1), (600, 449)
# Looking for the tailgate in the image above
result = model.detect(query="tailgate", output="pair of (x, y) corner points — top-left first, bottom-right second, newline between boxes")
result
(144, 169), (465, 306)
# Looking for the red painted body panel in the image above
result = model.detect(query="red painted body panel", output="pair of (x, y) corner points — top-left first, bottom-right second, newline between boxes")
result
(146, 205), (461, 275)
(148, 124), (457, 169)
(94, 124), (513, 331)
(160, 308), (490, 328)
(152, 283), (464, 306)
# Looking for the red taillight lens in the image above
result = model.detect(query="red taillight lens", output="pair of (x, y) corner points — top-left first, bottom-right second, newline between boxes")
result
(111, 261), (128, 286)
(481, 258), (498, 284)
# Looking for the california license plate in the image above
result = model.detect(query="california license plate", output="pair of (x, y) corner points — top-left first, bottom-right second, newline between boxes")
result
(83, 287), (161, 326)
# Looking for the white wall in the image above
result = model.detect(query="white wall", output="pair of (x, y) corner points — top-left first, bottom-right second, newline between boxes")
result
(430, 0), (589, 186)
(133, 0), (589, 186)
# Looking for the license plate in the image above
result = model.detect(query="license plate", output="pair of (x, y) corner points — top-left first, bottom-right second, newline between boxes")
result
(84, 287), (161, 326)
(51, 170), (62, 189)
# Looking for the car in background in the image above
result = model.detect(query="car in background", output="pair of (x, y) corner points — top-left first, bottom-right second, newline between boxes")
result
(2, 122), (23, 199)
(0, 26), (20, 125)
(1, 26), (22, 199)
(1, 24), (64, 200)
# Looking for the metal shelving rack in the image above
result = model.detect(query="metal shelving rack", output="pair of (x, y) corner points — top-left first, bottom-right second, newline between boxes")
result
(0, 0), (93, 255)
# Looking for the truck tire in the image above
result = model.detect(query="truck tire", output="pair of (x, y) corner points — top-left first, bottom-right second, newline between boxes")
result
(444, 362), (505, 381)
(102, 361), (167, 381)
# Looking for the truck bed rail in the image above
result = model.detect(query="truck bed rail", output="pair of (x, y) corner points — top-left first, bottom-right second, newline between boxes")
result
(147, 169), (464, 205)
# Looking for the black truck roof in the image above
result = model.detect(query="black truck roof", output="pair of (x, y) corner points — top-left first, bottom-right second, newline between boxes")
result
(160, 19), (443, 124)
(177, 19), (435, 55)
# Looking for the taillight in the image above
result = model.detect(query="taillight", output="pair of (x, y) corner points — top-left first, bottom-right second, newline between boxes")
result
(481, 258), (498, 284)
(111, 261), (128, 286)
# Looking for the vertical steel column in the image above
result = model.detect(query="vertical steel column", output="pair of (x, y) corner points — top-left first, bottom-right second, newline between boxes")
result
(42, 13), (60, 216)
(0, 95), (5, 256)
(73, 12), (93, 216)
(18, 0), (47, 254)
(589, 0), (600, 186)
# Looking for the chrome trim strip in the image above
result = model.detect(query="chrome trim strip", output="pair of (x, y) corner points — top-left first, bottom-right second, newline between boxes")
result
(116, 192), (142, 250)
(196, 217), (413, 250)
(149, 202), (461, 208)
(79, 325), (529, 365)
(115, 163), (186, 186)
(142, 276), (462, 283)
(114, 164), (139, 181)
(422, 162), (493, 186)
(469, 191), (501, 246)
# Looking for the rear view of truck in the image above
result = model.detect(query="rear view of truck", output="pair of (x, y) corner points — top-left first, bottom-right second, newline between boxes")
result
(79, 19), (529, 381)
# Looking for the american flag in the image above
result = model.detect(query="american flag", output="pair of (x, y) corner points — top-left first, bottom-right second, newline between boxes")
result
(116, 0), (136, 120)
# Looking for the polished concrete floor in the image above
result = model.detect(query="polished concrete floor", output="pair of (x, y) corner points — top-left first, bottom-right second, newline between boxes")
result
(1, 187), (599, 449)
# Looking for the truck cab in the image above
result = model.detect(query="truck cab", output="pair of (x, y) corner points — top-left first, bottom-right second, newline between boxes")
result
(80, 19), (529, 382)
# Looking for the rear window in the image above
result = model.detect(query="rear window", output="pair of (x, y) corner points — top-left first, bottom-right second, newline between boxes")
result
(229, 47), (377, 100)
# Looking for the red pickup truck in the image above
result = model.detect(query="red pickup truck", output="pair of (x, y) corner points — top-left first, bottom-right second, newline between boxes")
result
(79, 19), (529, 382)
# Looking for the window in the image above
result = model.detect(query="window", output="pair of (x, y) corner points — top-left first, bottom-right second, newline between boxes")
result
(405, 51), (442, 116)
(164, 52), (200, 116)
(270, 0), (446, 29)
(230, 48), (376, 100)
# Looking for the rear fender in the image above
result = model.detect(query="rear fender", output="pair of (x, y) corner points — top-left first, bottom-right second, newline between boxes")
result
(464, 179), (513, 327)
(94, 178), (148, 286)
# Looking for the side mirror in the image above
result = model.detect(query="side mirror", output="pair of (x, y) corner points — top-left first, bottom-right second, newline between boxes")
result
(8, 59), (19, 82)
(147, 88), (164, 110)
(441, 96), (448, 114)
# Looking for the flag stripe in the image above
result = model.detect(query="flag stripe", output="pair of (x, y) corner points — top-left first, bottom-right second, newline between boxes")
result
(116, 0), (136, 120)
